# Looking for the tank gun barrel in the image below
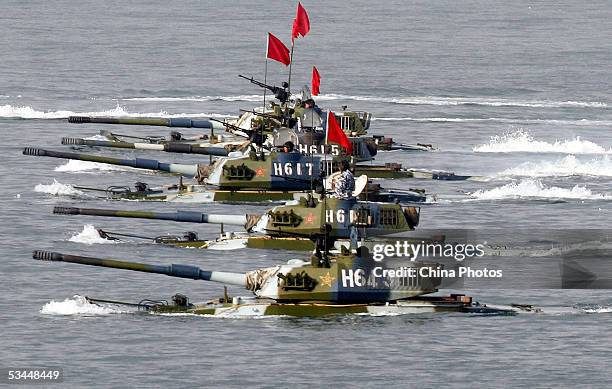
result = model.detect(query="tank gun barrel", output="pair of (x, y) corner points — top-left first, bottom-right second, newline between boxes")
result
(53, 206), (251, 227)
(22, 147), (200, 177)
(60, 137), (230, 156)
(68, 116), (225, 131)
(32, 250), (246, 286)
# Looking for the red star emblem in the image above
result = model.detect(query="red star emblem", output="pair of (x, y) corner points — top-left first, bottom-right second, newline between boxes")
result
(305, 212), (316, 225)
(255, 167), (265, 176)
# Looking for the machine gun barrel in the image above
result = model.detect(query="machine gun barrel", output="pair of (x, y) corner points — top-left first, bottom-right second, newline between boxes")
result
(208, 118), (270, 147)
(60, 137), (229, 156)
(238, 75), (288, 103)
(22, 148), (200, 177)
(241, 109), (281, 120)
(68, 116), (225, 131)
(238, 74), (275, 91)
(32, 250), (247, 286)
(208, 118), (252, 137)
(53, 206), (251, 226)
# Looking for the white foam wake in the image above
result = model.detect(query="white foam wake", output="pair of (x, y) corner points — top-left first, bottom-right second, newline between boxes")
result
(34, 179), (85, 196)
(40, 295), (124, 315)
(499, 155), (612, 178)
(0, 104), (234, 120)
(474, 130), (612, 154)
(68, 225), (119, 245)
(469, 179), (611, 201)
(581, 306), (612, 314)
(0, 104), (81, 119)
(54, 160), (126, 172)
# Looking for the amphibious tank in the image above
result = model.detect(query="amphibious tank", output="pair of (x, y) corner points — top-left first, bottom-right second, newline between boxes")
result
(32, 249), (538, 317)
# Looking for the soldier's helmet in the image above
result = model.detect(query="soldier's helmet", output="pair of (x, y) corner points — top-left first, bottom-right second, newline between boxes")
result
(283, 141), (295, 152)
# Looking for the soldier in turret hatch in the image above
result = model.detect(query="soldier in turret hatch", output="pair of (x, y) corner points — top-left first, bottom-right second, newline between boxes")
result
(332, 159), (355, 200)
(270, 101), (283, 118)
(298, 99), (324, 131)
(304, 98), (323, 118)
(281, 141), (294, 153)
(292, 98), (303, 119)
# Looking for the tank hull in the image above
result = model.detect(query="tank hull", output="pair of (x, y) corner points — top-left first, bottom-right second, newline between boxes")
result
(148, 235), (315, 251)
(75, 184), (427, 204)
(85, 295), (531, 317)
(106, 232), (444, 252)
(104, 187), (297, 203)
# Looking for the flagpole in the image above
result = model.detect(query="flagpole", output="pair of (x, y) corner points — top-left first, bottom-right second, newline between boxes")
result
(263, 36), (269, 115)
(324, 111), (330, 193)
(287, 42), (295, 97)
(324, 111), (329, 146)
(323, 110), (329, 256)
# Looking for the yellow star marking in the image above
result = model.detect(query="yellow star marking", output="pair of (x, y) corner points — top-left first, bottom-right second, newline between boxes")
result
(319, 271), (336, 287)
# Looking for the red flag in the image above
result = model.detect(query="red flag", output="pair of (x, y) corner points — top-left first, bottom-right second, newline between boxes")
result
(291, 2), (310, 42)
(312, 66), (321, 96)
(326, 111), (353, 154)
(267, 33), (291, 66)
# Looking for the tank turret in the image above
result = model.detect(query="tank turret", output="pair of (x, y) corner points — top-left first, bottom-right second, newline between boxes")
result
(23, 147), (323, 190)
(25, 144), (475, 184)
(32, 249), (440, 303)
(53, 195), (419, 239)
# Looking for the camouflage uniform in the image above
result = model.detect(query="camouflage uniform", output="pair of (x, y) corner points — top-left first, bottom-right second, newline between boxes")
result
(334, 170), (355, 199)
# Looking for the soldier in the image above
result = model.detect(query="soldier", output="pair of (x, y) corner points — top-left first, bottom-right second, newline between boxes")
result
(298, 98), (324, 131)
(333, 159), (355, 200)
(270, 101), (283, 118)
(292, 98), (304, 120)
(281, 141), (295, 153)
(303, 98), (321, 115)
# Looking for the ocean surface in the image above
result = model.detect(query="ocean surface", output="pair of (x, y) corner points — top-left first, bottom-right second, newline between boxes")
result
(1, 1), (612, 387)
